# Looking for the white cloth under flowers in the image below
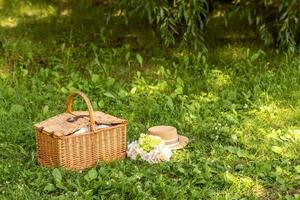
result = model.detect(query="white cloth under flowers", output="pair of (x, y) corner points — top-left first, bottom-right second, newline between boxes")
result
(127, 135), (172, 163)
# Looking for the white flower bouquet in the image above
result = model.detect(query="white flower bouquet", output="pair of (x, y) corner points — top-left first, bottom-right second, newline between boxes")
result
(127, 134), (172, 163)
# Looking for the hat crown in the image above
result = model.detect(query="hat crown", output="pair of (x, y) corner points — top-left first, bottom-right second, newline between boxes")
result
(147, 125), (189, 150)
(148, 126), (178, 141)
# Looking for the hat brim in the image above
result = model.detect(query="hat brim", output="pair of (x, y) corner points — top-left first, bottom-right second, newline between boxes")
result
(167, 135), (189, 150)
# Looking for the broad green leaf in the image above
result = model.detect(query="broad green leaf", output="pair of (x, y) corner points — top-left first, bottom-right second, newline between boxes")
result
(136, 53), (143, 65)
(250, 52), (260, 62)
(177, 167), (186, 174)
(42, 105), (49, 114)
(106, 77), (115, 87)
(84, 189), (93, 196)
(125, 52), (130, 61)
(104, 92), (115, 99)
(91, 74), (99, 83)
(98, 100), (105, 108)
(61, 87), (68, 94)
(271, 146), (283, 154)
(10, 104), (24, 113)
(237, 149), (247, 158)
(44, 183), (55, 192)
(21, 69), (28, 77)
(275, 166), (283, 175)
(224, 146), (238, 154)
(223, 171), (236, 183)
(118, 89), (127, 98)
(166, 96), (174, 111)
(52, 168), (62, 181)
(235, 164), (244, 171)
(130, 87), (137, 94)
(231, 134), (238, 142)
(87, 168), (98, 181)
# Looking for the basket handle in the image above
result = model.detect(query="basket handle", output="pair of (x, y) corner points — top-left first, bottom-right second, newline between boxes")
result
(67, 91), (96, 132)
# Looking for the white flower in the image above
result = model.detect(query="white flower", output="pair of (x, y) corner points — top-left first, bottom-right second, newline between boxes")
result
(127, 141), (140, 160)
(127, 137), (173, 163)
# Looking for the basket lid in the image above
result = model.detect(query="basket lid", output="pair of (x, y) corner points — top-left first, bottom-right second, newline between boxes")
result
(34, 111), (126, 137)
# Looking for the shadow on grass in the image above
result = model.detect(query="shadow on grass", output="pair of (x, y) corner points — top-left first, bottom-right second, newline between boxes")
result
(0, 0), (157, 49)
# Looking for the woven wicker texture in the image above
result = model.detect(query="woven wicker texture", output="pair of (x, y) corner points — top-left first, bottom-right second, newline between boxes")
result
(34, 91), (127, 170)
(34, 111), (126, 137)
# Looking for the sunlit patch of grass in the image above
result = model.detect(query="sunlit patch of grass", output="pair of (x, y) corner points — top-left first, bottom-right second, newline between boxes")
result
(129, 67), (183, 97)
(221, 172), (268, 198)
(196, 92), (220, 103)
(0, 17), (18, 28)
(209, 45), (259, 64)
(225, 96), (300, 161)
(207, 69), (231, 90)
(214, 45), (248, 61)
(19, 4), (56, 19)
(247, 102), (299, 128)
(264, 129), (300, 159)
(112, 9), (125, 17)
(0, 69), (9, 79)
(130, 79), (169, 96)
(266, 129), (300, 143)
(211, 10), (225, 18)
(289, 129), (300, 138)
(182, 92), (220, 130)
(171, 149), (190, 162)
(0, 2), (57, 28)
(60, 8), (71, 17)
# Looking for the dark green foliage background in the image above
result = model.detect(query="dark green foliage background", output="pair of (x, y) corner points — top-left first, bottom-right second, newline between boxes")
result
(115, 0), (300, 52)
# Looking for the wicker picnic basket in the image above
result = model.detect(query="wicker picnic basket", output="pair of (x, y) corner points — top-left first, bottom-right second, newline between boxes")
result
(34, 91), (127, 171)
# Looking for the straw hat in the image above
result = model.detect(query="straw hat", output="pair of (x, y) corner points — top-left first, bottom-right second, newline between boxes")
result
(147, 126), (189, 150)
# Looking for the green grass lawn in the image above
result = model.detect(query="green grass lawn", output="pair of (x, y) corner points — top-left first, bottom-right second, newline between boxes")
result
(0, 1), (300, 199)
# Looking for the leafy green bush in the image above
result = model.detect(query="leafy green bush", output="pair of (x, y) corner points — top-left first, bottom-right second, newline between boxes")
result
(113, 0), (299, 52)
(228, 0), (300, 53)
(113, 0), (210, 51)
